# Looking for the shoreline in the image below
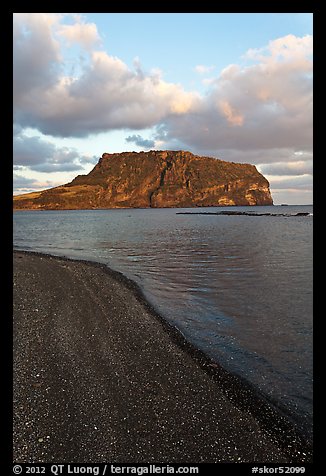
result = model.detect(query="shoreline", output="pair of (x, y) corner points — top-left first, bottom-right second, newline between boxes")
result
(13, 204), (277, 212)
(13, 250), (313, 463)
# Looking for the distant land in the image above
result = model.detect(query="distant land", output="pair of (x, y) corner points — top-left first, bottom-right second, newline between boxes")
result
(13, 150), (273, 210)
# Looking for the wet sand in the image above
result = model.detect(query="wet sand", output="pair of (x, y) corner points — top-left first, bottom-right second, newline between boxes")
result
(13, 251), (312, 463)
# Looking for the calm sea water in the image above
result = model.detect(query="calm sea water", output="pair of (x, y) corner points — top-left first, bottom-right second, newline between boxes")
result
(13, 205), (313, 436)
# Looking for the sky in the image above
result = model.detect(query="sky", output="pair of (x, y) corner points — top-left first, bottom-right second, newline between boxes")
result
(13, 13), (313, 204)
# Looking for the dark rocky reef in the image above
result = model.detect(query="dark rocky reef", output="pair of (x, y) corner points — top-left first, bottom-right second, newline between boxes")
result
(13, 150), (273, 210)
(177, 211), (310, 217)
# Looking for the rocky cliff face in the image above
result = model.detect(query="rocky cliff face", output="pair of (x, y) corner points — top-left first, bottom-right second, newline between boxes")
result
(13, 150), (273, 209)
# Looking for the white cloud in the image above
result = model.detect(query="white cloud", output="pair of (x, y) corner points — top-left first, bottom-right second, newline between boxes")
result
(13, 14), (198, 137)
(245, 34), (313, 65)
(194, 64), (215, 74)
(13, 173), (63, 195)
(57, 18), (100, 49)
(158, 33), (312, 155)
(271, 189), (312, 205)
(219, 100), (244, 126)
(14, 46), (198, 136)
(258, 160), (313, 176)
(13, 128), (96, 172)
(266, 174), (313, 190)
(125, 135), (155, 149)
(13, 13), (62, 107)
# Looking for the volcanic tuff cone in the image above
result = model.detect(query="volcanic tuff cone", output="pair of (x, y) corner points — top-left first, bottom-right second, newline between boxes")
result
(13, 150), (273, 209)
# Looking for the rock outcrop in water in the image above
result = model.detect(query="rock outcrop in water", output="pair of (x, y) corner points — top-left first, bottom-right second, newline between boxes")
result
(13, 150), (273, 209)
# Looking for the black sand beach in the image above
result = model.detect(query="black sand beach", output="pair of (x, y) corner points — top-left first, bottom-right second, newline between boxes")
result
(13, 251), (312, 463)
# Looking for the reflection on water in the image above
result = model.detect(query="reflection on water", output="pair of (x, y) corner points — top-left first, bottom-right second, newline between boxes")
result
(13, 205), (313, 435)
